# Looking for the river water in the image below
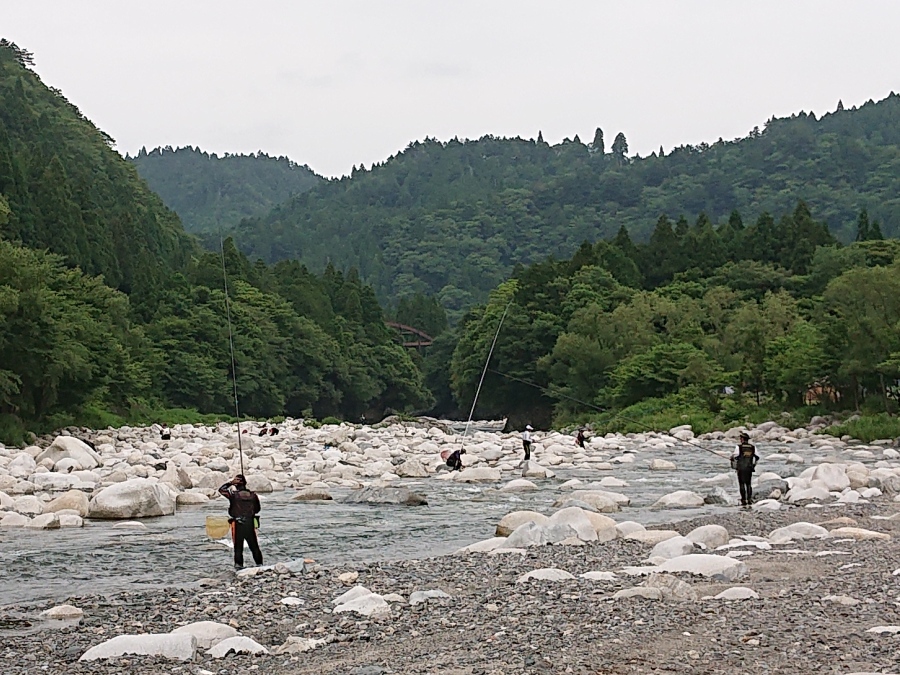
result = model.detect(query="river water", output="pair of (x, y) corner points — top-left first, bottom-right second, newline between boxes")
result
(0, 438), (796, 607)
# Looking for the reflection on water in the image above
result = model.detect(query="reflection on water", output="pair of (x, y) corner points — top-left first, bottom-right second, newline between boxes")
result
(0, 440), (753, 606)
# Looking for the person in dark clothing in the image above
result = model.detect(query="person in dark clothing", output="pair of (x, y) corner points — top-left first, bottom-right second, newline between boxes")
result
(446, 448), (465, 471)
(269, 426), (279, 436)
(218, 474), (263, 570)
(160, 423), (171, 441)
(575, 428), (587, 449)
(731, 432), (759, 506)
(257, 425), (268, 437)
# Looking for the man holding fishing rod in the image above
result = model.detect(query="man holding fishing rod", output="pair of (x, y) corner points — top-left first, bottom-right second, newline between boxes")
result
(218, 474), (264, 570)
(731, 433), (759, 506)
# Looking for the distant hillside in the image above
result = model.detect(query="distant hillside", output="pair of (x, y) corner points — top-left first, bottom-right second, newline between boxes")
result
(230, 94), (900, 312)
(0, 40), (194, 292)
(131, 146), (321, 234)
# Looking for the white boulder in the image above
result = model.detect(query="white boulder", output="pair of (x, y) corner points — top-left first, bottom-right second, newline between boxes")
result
(88, 478), (176, 519)
(80, 634), (196, 661)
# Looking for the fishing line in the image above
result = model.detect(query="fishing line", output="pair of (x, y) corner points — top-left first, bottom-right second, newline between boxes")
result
(461, 299), (513, 441)
(487, 368), (728, 460)
(218, 233), (245, 475)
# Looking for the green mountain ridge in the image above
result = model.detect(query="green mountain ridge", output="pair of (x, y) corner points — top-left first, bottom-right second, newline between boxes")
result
(129, 146), (321, 235)
(0, 40), (430, 443)
(223, 94), (900, 315)
(0, 40), (195, 293)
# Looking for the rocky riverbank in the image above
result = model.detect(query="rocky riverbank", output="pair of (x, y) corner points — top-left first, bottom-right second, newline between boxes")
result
(4, 503), (900, 674)
(3, 417), (900, 673)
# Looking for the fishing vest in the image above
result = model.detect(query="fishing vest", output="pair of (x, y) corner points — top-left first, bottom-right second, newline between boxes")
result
(230, 490), (257, 521)
(735, 443), (756, 472)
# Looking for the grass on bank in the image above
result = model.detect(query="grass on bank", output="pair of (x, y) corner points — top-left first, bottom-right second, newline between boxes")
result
(822, 414), (900, 443)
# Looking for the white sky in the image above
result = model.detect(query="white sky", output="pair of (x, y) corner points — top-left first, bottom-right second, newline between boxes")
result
(6, 1), (900, 177)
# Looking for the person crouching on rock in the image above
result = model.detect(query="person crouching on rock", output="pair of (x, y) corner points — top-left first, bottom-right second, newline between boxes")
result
(731, 433), (759, 506)
(522, 425), (533, 461)
(575, 428), (587, 449)
(218, 474), (263, 570)
(446, 448), (465, 471)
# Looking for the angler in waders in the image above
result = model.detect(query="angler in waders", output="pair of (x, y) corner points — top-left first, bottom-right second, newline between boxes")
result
(731, 433), (759, 506)
(522, 425), (534, 461)
(218, 474), (263, 570)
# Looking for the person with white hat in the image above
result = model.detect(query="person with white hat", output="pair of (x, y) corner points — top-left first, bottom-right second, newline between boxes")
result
(522, 425), (534, 461)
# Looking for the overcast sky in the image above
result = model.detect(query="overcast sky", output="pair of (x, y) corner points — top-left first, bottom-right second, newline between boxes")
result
(6, 1), (900, 177)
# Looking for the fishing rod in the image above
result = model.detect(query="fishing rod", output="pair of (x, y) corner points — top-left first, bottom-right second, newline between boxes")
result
(487, 368), (728, 461)
(462, 300), (513, 440)
(219, 235), (245, 475)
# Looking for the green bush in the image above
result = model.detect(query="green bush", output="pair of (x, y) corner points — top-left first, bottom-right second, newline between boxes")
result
(321, 416), (342, 426)
(823, 414), (900, 443)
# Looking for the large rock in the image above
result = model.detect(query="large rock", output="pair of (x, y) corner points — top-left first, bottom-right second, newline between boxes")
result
(245, 474), (273, 493)
(828, 527), (891, 541)
(171, 621), (238, 649)
(505, 520), (577, 548)
(396, 458), (429, 478)
(521, 460), (554, 479)
(649, 535), (695, 560)
(292, 487), (333, 501)
(31, 473), (80, 491)
(80, 634), (197, 661)
(88, 478), (176, 519)
(805, 463), (850, 491)
(517, 568), (576, 583)
(625, 529), (680, 545)
(0, 512), (30, 527)
(547, 507), (598, 542)
(207, 636), (269, 657)
(8, 453), (36, 478)
(652, 491), (704, 509)
(496, 510), (549, 537)
(649, 458), (677, 471)
(768, 522), (829, 544)
(645, 573), (698, 601)
(44, 490), (90, 517)
(453, 467), (502, 483)
(25, 513), (60, 529)
(13, 495), (43, 516)
(36, 437), (101, 471)
(499, 478), (538, 492)
(333, 592), (390, 617)
(554, 490), (620, 513)
(342, 486), (427, 506)
(686, 524), (730, 549)
(657, 554), (748, 581)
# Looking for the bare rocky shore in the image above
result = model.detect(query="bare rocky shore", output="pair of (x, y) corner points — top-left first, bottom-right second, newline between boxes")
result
(2, 417), (900, 673)
(5, 502), (900, 674)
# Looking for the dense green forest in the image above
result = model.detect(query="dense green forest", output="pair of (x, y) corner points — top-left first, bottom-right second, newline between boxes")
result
(226, 95), (900, 316)
(0, 43), (194, 294)
(130, 146), (320, 235)
(0, 40), (429, 444)
(439, 204), (900, 433)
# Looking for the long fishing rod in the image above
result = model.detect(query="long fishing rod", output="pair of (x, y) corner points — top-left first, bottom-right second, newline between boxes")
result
(219, 235), (245, 475)
(487, 368), (728, 460)
(461, 300), (514, 441)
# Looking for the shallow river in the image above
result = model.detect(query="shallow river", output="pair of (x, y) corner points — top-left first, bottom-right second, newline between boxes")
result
(0, 438), (798, 607)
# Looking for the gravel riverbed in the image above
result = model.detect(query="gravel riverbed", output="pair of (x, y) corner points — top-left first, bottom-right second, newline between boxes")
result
(5, 503), (900, 675)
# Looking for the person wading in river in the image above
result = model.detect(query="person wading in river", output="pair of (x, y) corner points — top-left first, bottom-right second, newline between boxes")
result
(218, 474), (263, 570)
(731, 432), (759, 507)
(522, 425), (534, 461)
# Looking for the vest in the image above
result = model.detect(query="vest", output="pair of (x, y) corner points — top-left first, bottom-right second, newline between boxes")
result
(735, 443), (756, 472)
(230, 489), (257, 521)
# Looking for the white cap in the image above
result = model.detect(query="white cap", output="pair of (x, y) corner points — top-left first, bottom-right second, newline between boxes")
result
(525, 425), (533, 431)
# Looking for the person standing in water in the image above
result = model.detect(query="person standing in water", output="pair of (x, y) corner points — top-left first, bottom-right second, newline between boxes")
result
(575, 428), (587, 449)
(522, 425), (534, 461)
(731, 432), (759, 506)
(218, 474), (263, 570)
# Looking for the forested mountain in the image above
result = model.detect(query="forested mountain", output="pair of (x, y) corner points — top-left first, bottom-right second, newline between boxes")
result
(230, 94), (900, 314)
(130, 146), (320, 234)
(0, 41), (194, 293)
(442, 204), (900, 430)
(0, 40), (429, 444)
